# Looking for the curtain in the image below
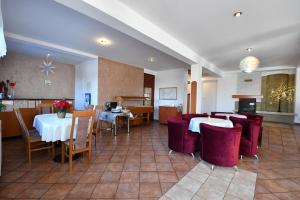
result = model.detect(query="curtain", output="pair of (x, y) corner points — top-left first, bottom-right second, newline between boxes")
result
(0, 0), (7, 57)
(261, 74), (295, 113)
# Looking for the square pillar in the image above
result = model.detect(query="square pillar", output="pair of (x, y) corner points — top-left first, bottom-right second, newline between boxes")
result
(191, 64), (202, 114)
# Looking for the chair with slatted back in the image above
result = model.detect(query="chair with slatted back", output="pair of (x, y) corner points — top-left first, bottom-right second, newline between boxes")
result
(37, 103), (54, 114)
(92, 105), (103, 148)
(61, 110), (95, 172)
(87, 104), (94, 110)
(14, 108), (54, 164)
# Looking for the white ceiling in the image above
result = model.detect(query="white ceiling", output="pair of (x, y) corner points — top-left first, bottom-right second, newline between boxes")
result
(119, 0), (300, 70)
(2, 0), (188, 70)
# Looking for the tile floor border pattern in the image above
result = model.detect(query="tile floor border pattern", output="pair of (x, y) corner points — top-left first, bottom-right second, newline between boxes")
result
(160, 161), (257, 200)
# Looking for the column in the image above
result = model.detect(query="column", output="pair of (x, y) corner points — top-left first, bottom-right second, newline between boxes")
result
(295, 67), (300, 123)
(191, 64), (203, 114)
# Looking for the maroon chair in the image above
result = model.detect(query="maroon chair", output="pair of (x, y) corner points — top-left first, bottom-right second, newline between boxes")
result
(200, 123), (242, 170)
(211, 115), (227, 120)
(230, 117), (261, 159)
(182, 113), (208, 124)
(167, 117), (200, 158)
(242, 114), (264, 147)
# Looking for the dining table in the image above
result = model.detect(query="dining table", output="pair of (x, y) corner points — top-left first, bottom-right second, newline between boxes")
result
(188, 117), (234, 133)
(33, 113), (75, 142)
(33, 113), (80, 162)
(215, 113), (247, 119)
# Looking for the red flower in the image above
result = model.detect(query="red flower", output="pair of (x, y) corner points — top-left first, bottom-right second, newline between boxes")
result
(53, 99), (71, 111)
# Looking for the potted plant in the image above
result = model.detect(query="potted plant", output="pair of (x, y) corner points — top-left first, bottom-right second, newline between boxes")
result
(0, 102), (6, 112)
(53, 99), (71, 118)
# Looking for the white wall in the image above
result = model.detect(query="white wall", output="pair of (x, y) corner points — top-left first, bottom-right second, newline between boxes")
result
(237, 72), (261, 95)
(75, 59), (98, 110)
(154, 68), (187, 120)
(216, 72), (238, 112)
(295, 67), (300, 123)
(202, 80), (217, 114)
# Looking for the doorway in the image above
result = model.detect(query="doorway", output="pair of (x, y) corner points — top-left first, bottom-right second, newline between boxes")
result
(201, 80), (217, 114)
(144, 73), (155, 119)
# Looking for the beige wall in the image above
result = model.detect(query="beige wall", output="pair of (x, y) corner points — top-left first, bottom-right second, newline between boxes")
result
(98, 58), (144, 105)
(0, 52), (75, 99)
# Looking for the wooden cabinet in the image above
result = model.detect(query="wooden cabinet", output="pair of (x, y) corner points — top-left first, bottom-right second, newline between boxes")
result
(159, 106), (181, 124)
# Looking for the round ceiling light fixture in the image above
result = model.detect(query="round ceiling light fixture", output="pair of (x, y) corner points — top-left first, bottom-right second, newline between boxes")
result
(97, 38), (112, 46)
(233, 11), (242, 18)
(148, 57), (155, 62)
(239, 56), (260, 73)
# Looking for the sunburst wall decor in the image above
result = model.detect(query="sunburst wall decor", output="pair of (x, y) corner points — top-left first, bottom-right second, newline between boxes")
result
(40, 54), (55, 76)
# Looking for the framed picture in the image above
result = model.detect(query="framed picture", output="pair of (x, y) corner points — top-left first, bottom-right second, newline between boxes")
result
(159, 87), (177, 100)
(85, 93), (91, 105)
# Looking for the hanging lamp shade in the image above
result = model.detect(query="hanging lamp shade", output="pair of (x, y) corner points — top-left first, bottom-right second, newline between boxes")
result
(239, 56), (260, 73)
(0, 0), (7, 57)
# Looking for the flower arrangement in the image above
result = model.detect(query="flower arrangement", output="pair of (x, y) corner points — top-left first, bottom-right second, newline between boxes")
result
(53, 99), (71, 118)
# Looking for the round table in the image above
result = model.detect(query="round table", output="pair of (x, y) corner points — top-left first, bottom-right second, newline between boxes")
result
(188, 117), (233, 133)
(33, 113), (74, 142)
(215, 113), (247, 119)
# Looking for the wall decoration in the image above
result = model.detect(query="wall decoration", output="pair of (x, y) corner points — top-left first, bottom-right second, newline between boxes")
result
(159, 87), (177, 100)
(85, 93), (91, 105)
(40, 54), (55, 76)
(269, 81), (295, 112)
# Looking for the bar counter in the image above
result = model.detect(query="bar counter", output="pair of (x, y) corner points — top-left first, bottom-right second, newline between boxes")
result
(0, 98), (74, 138)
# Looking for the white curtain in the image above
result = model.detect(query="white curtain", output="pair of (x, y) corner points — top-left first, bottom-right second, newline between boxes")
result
(0, 0), (6, 57)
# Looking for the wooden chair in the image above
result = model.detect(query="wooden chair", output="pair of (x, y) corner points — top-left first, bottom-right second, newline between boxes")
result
(14, 108), (54, 164)
(37, 103), (54, 114)
(87, 104), (94, 110)
(61, 110), (95, 172)
(92, 105), (103, 148)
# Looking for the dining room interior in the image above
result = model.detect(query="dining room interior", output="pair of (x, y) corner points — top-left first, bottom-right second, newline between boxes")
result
(0, 0), (300, 199)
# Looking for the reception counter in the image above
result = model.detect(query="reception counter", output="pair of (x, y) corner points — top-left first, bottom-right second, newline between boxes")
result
(0, 98), (74, 138)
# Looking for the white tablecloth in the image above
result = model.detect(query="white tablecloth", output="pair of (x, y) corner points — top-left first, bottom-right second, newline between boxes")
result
(188, 117), (233, 133)
(215, 113), (247, 119)
(33, 113), (74, 142)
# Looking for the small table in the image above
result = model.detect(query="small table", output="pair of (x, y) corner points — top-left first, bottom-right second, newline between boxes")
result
(215, 113), (247, 119)
(188, 117), (233, 133)
(100, 111), (130, 136)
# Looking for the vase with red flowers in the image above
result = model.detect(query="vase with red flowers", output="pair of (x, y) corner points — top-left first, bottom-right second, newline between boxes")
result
(53, 99), (71, 118)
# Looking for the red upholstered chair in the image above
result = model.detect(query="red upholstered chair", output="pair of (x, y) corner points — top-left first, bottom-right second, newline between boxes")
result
(182, 113), (208, 124)
(230, 117), (261, 159)
(242, 114), (264, 147)
(211, 115), (227, 120)
(200, 123), (242, 170)
(167, 117), (200, 158)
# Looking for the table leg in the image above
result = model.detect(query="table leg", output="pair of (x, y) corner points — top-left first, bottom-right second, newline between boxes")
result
(127, 116), (130, 134)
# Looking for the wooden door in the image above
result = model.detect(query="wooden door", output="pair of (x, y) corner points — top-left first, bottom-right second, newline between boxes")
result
(144, 73), (155, 119)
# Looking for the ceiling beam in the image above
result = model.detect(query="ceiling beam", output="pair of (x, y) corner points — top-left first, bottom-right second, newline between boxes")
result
(54, 0), (223, 76)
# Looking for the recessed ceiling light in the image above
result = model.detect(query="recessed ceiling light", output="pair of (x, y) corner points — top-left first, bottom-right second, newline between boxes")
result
(233, 11), (242, 18)
(246, 47), (253, 52)
(97, 38), (112, 46)
(148, 57), (155, 62)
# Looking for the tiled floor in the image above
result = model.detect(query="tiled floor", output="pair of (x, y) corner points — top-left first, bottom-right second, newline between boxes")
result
(0, 121), (300, 199)
(160, 161), (257, 200)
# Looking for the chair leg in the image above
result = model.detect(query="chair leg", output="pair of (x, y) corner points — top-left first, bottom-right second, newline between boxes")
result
(61, 143), (65, 164)
(68, 148), (73, 173)
(254, 154), (259, 160)
(190, 153), (195, 159)
(88, 148), (91, 162)
(94, 134), (97, 149)
(169, 150), (173, 155)
(51, 143), (55, 159)
(240, 155), (243, 160)
(211, 165), (214, 171)
(233, 166), (239, 171)
(28, 148), (32, 165)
